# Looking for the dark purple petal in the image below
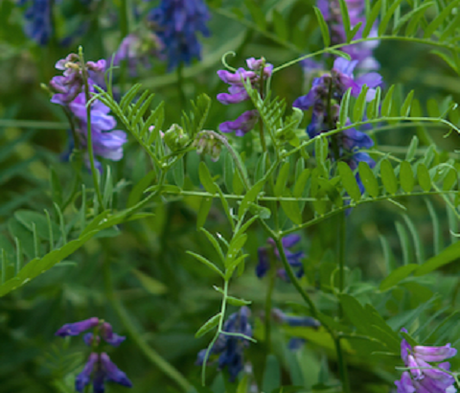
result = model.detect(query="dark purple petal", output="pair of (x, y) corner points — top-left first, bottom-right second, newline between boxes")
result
(100, 353), (133, 387)
(256, 247), (270, 278)
(333, 58), (358, 76)
(100, 322), (126, 347)
(219, 110), (259, 136)
(281, 234), (301, 248)
(55, 317), (99, 337)
(342, 127), (374, 150)
(394, 371), (416, 393)
(75, 353), (98, 392)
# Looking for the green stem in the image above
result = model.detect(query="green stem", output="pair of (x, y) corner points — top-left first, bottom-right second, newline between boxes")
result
(262, 268), (276, 370)
(270, 236), (319, 318)
(337, 211), (346, 316)
(334, 338), (351, 393)
(79, 47), (105, 210)
(201, 280), (230, 385)
(258, 64), (267, 153)
(119, 0), (129, 38)
(103, 257), (191, 392)
(270, 234), (351, 393)
(273, 36), (460, 74)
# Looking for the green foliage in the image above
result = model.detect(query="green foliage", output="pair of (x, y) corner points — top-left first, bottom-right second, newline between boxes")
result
(2, 1), (460, 392)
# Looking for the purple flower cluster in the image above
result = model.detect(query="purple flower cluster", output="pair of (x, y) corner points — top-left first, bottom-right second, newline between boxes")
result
(317, 0), (380, 72)
(294, 57), (382, 193)
(18, 0), (52, 45)
(197, 307), (252, 382)
(50, 54), (127, 170)
(56, 317), (132, 393)
(114, 32), (164, 76)
(217, 58), (273, 136)
(395, 329), (457, 393)
(256, 234), (305, 281)
(148, 0), (210, 71)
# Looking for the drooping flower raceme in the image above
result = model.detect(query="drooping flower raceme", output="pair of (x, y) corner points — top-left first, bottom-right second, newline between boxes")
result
(56, 317), (132, 393)
(49, 54), (127, 170)
(317, 0), (380, 72)
(294, 57), (382, 193)
(256, 234), (305, 281)
(18, 0), (53, 45)
(217, 58), (273, 136)
(148, 0), (210, 71)
(196, 307), (252, 382)
(395, 329), (457, 393)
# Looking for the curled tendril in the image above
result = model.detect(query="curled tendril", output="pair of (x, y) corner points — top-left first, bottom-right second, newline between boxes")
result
(221, 51), (237, 72)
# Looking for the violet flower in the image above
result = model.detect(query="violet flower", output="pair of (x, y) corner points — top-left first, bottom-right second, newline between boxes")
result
(148, 0), (210, 71)
(294, 58), (382, 193)
(56, 318), (132, 392)
(317, 0), (380, 72)
(395, 329), (457, 393)
(55, 318), (126, 347)
(256, 234), (305, 281)
(55, 317), (99, 337)
(49, 55), (128, 170)
(217, 57), (273, 136)
(196, 307), (252, 382)
(18, 0), (52, 45)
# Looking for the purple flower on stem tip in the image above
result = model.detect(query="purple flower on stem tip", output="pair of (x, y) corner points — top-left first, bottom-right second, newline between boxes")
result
(55, 317), (99, 337)
(394, 328), (457, 393)
(197, 307), (252, 382)
(256, 234), (305, 281)
(50, 54), (127, 170)
(217, 58), (273, 105)
(217, 58), (273, 137)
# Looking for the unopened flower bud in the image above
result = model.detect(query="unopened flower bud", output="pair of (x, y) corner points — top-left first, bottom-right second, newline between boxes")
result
(163, 124), (190, 151)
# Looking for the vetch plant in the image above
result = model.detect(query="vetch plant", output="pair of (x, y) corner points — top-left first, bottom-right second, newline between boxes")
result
(1, 1), (460, 392)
